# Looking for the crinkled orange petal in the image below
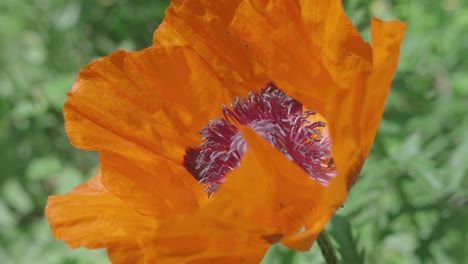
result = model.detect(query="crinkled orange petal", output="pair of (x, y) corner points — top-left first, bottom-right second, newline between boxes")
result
(153, 0), (268, 93)
(299, 0), (373, 86)
(279, 17), (407, 246)
(45, 169), (156, 263)
(362, 18), (408, 154)
(145, 228), (270, 264)
(99, 146), (207, 219)
(64, 44), (234, 213)
(210, 127), (329, 234)
(228, 0), (406, 250)
(64, 45), (236, 207)
(65, 46), (231, 162)
(137, 127), (330, 262)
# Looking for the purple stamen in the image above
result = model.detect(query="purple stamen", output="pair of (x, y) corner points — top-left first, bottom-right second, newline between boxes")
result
(183, 84), (336, 196)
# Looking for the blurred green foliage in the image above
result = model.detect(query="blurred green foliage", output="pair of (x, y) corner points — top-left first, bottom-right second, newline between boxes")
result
(0, 0), (467, 263)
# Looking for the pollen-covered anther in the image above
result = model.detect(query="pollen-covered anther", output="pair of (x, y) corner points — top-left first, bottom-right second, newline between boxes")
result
(183, 84), (337, 196)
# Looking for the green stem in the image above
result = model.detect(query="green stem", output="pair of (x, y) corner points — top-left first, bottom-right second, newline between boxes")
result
(317, 230), (339, 264)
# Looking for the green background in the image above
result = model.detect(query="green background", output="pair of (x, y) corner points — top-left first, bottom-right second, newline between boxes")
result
(1, 0), (467, 263)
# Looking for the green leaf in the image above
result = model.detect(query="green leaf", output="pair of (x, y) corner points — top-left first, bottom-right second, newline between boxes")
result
(0, 200), (15, 227)
(330, 214), (365, 264)
(43, 73), (76, 111)
(452, 71), (468, 96)
(25, 156), (62, 182)
(447, 137), (468, 191)
(2, 179), (33, 215)
(56, 166), (83, 194)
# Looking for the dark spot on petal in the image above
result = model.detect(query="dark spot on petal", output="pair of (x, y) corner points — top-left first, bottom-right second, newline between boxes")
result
(263, 233), (283, 244)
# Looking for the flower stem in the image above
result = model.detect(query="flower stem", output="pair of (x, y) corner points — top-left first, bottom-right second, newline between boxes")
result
(317, 230), (339, 264)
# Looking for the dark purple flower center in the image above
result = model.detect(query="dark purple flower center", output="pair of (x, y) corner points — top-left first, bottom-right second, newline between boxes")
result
(183, 84), (336, 196)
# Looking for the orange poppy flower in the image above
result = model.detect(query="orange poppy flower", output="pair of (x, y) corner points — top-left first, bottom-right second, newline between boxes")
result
(46, 0), (406, 263)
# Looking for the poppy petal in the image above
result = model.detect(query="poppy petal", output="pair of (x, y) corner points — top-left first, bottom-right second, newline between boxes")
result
(230, 0), (406, 247)
(153, 0), (268, 91)
(228, 0), (362, 216)
(140, 127), (331, 261)
(282, 19), (406, 250)
(144, 226), (270, 263)
(65, 46), (231, 162)
(362, 18), (407, 154)
(45, 169), (156, 262)
(216, 127), (330, 234)
(99, 146), (206, 219)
